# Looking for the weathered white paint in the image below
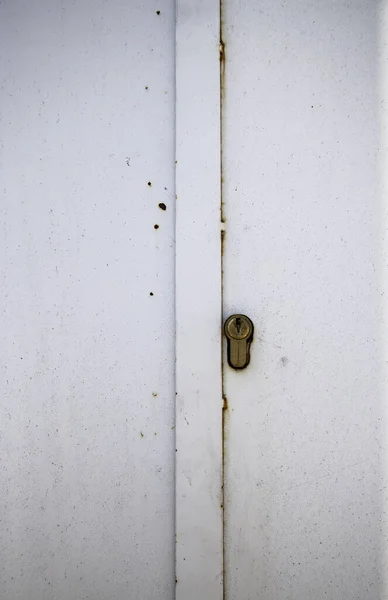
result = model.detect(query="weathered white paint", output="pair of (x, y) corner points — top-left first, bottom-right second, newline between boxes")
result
(175, 0), (223, 598)
(0, 2), (175, 598)
(379, 2), (388, 598)
(222, 1), (385, 598)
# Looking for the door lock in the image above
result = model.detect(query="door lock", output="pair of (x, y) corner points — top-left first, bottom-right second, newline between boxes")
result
(224, 314), (254, 369)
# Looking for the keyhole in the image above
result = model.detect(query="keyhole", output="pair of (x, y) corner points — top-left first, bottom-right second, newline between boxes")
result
(236, 317), (241, 334)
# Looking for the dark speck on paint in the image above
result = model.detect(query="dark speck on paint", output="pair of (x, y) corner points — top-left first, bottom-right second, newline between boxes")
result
(154, 224), (159, 229)
(158, 203), (167, 211)
(156, 10), (160, 15)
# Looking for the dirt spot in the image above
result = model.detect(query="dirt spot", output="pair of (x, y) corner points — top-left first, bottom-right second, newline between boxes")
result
(152, 392), (158, 397)
(280, 356), (289, 367)
(140, 432), (144, 438)
(156, 10), (160, 15)
(148, 181), (152, 187)
(154, 224), (159, 229)
(220, 40), (226, 88)
(158, 202), (167, 211)
(150, 292), (154, 296)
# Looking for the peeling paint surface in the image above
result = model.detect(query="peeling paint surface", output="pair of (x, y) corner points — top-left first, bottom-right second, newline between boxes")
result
(0, 1), (175, 598)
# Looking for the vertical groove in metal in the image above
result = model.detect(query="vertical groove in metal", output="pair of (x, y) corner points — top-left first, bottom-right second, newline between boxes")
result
(220, 1), (226, 598)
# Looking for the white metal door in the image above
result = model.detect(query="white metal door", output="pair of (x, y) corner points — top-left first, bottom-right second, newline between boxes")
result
(222, 1), (386, 598)
(0, 2), (175, 598)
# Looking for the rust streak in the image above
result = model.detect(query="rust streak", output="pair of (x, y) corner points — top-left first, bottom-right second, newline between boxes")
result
(219, 40), (225, 65)
(220, 36), (226, 224)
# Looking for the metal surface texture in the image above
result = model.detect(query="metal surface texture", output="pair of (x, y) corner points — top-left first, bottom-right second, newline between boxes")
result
(0, 2), (175, 598)
(175, 0), (223, 598)
(222, 0), (386, 598)
(3, 1), (388, 598)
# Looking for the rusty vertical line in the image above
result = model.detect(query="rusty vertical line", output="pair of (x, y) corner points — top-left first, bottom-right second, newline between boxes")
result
(219, 0), (226, 598)
(221, 231), (226, 600)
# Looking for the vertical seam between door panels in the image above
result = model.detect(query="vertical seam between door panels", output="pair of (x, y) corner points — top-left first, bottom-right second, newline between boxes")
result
(220, 0), (226, 598)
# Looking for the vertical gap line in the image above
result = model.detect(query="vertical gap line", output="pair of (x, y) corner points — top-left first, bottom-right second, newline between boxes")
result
(173, 0), (178, 591)
(220, 1), (226, 599)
